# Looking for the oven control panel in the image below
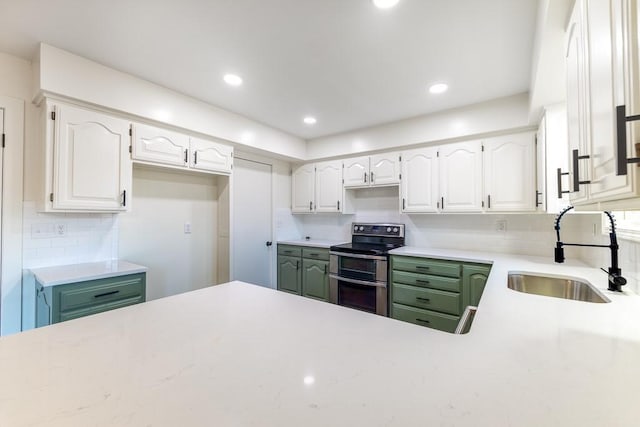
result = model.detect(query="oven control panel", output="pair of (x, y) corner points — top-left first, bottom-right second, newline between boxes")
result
(351, 223), (405, 238)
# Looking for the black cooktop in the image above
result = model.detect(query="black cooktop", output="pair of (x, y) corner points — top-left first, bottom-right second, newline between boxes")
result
(330, 242), (403, 256)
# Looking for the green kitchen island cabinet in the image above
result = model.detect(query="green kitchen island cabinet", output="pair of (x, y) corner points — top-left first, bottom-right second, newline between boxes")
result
(390, 255), (491, 333)
(31, 261), (147, 328)
(277, 243), (330, 302)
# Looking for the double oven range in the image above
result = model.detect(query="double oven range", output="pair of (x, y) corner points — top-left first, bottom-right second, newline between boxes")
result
(329, 223), (405, 316)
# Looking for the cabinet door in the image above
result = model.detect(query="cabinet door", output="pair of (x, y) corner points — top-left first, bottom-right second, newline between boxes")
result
(566, 1), (590, 204)
(277, 255), (302, 295)
(190, 137), (233, 174)
(52, 103), (131, 211)
(370, 152), (400, 186)
(401, 147), (439, 213)
(583, 0), (636, 202)
(315, 160), (343, 212)
(483, 133), (536, 212)
(462, 264), (491, 307)
(343, 156), (369, 187)
(302, 259), (329, 301)
(536, 119), (546, 212)
(439, 141), (483, 212)
(131, 122), (189, 167)
(291, 163), (315, 213)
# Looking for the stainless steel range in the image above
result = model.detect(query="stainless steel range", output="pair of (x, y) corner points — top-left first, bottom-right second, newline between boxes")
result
(329, 223), (405, 316)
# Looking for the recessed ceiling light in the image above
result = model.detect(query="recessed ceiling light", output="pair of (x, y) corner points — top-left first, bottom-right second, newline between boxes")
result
(223, 74), (243, 86)
(303, 116), (317, 125)
(372, 0), (400, 9)
(428, 83), (448, 94)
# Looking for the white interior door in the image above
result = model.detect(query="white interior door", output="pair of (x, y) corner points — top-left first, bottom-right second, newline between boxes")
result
(233, 157), (273, 287)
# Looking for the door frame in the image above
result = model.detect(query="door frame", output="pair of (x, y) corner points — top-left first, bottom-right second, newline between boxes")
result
(230, 152), (275, 288)
(0, 95), (24, 335)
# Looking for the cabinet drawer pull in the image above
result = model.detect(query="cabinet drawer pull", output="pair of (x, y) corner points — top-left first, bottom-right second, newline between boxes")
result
(184, 149), (188, 164)
(416, 297), (431, 302)
(309, 253), (319, 257)
(283, 250), (293, 254)
(296, 260), (300, 270)
(415, 265), (430, 271)
(94, 290), (120, 299)
(194, 151), (198, 165)
(416, 318), (431, 324)
(572, 149), (591, 191)
(415, 279), (430, 285)
(364, 171), (368, 183)
(324, 264), (328, 275)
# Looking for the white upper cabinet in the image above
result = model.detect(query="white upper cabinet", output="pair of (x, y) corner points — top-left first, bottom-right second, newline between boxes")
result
(291, 163), (316, 213)
(565, 0), (640, 208)
(315, 160), (343, 213)
(439, 141), (483, 212)
(400, 146), (439, 213)
(343, 156), (370, 187)
(131, 122), (233, 175)
(189, 137), (233, 174)
(343, 153), (400, 188)
(131, 123), (189, 167)
(483, 133), (536, 212)
(48, 101), (131, 212)
(370, 152), (400, 186)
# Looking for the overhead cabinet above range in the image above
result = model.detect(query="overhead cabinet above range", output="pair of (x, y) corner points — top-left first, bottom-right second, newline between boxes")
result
(343, 152), (401, 188)
(291, 160), (346, 213)
(131, 122), (233, 175)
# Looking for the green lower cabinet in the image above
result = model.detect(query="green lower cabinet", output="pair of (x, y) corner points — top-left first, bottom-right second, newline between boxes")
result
(277, 254), (302, 295)
(391, 255), (492, 334)
(36, 273), (146, 327)
(302, 259), (329, 301)
(462, 264), (491, 307)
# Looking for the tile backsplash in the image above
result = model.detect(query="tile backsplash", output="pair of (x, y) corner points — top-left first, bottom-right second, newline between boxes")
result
(22, 201), (119, 269)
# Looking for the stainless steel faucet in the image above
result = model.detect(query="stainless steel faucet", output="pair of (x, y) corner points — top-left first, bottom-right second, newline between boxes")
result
(554, 206), (627, 292)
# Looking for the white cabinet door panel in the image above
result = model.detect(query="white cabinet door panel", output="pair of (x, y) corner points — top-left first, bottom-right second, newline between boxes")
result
(439, 141), (483, 212)
(132, 123), (188, 167)
(343, 156), (369, 187)
(370, 152), (400, 186)
(292, 163), (315, 213)
(190, 137), (233, 174)
(315, 160), (343, 212)
(53, 103), (131, 211)
(484, 133), (536, 212)
(401, 147), (439, 213)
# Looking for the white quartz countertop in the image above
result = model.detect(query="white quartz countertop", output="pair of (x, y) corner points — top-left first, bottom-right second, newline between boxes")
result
(277, 239), (347, 248)
(3, 250), (640, 426)
(30, 260), (148, 287)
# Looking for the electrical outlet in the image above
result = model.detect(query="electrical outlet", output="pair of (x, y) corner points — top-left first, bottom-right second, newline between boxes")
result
(55, 224), (67, 236)
(495, 220), (507, 233)
(184, 222), (192, 234)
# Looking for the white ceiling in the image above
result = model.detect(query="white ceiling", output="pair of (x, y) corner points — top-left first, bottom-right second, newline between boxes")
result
(0, 0), (539, 139)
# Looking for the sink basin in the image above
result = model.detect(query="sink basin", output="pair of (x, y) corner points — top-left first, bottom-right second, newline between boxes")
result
(507, 273), (610, 303)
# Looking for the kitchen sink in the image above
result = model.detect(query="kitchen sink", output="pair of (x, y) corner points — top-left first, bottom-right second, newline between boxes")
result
(507, 273), (610, 303)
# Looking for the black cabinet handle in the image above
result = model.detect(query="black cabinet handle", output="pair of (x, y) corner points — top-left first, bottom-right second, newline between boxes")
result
(572, 149), (591, 191)
(415, 265), (430, 271)
(415, 279), (431, 285)
(296, 260), (300, 270)
(370, 171), (374, 183)
(309, 201), (313, 211)
(416, 318), (431, 324)
(364, 171), (367, 183)
(122, 190), (127, 207)
(94, 290), (120, 299)
(556, 168), (570, 199)
(441, 197), (444, 209)
(416, 297), (431, 302)
(615, 105), (640, 175)
(487, 194), (491, 209)
(337, 200), (340, 211)
(324, 264), (328, 275)
(402, 198), (406, 210)
(194, 151), (198, 165)
(184, 149), (188, 164)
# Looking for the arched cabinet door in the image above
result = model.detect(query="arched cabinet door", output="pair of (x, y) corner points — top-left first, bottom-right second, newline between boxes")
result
(190, 137), (233, 174)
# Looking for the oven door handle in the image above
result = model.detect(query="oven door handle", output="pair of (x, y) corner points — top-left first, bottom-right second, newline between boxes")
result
(329, 251), (387, 261)
(329, 274), (387, 288)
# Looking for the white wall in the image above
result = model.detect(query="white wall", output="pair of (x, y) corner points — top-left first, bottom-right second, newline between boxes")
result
(118, 166), (219, 301)
(305, 93), (532, 160)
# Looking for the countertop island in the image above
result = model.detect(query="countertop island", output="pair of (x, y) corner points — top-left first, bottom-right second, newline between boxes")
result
(2, 250), (640, 426)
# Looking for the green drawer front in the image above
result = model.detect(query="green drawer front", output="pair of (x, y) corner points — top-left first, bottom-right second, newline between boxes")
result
(58, 296), (144, 323)
(392, 283), (461, 315)
(392, 303), (460, 333)
(391, 270), (461, 292)
(278, 245), (302, 257)
(58, 274), (145, 312)
(392, 256), (461, 278)
(302, 247), (330, 261)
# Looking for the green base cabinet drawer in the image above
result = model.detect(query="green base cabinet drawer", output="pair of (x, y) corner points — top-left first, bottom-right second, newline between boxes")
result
(392, 303), (460, 333)
(302, 247), (329, 261)
(36, 273), (146, 327)
(392, 283), (461, 315)
(278, 245), (303, 257)
(391, 270), (461, 293)
(392, 256), (461, 278)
